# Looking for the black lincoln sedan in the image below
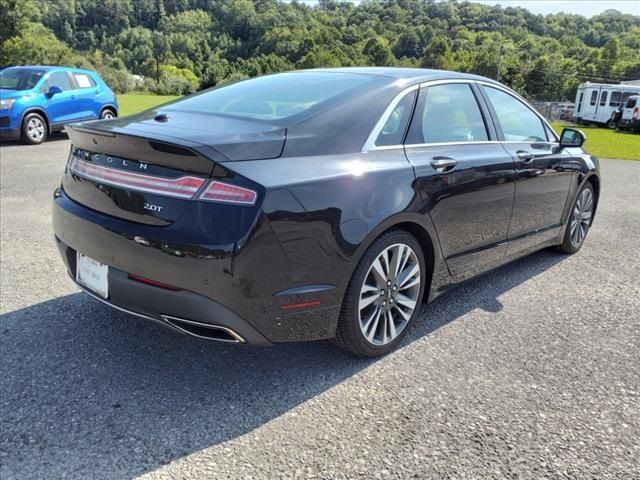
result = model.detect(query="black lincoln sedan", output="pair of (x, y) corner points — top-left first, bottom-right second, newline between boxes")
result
(52, 68), (599, 357)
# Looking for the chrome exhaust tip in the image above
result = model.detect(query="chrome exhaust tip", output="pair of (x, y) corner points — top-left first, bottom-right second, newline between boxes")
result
(161, 315), (245, 343)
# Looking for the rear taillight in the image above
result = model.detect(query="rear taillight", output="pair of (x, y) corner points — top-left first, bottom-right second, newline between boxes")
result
(633, 107), (639, 119)
(69, 155), (257, 205)
(198, 181), (257, 205)
(69, 155), (205, 199)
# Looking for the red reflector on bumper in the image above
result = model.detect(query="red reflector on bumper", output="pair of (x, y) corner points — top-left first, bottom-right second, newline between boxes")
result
(128, 274), (181, 291)
(280, 300), (321, 311)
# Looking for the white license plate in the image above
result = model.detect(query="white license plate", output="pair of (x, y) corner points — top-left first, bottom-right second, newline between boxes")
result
(76, 253), (109, 298)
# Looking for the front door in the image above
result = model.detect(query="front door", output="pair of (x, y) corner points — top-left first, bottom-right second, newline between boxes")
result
(480, 84), (575, 254)
(44, 71), (85, 125)
(403, 82), (516, 279)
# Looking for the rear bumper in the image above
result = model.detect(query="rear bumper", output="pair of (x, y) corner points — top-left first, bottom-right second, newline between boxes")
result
(56, 237), (273, 345)
(52, 187), (343, 344)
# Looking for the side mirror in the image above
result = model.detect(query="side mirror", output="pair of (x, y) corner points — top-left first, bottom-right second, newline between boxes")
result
(559, 128), (585, 148)
(47, 85), (63, 97)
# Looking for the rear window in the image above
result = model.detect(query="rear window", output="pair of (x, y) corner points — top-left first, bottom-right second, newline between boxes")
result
(626, 97), (638, 109)
(166, 72), (380, 122)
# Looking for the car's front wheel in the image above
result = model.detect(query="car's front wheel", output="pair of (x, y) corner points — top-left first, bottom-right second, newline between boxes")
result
(334, 230), (426, 357)
(558, 182), (595, 254)
(21, 113), (47, 145)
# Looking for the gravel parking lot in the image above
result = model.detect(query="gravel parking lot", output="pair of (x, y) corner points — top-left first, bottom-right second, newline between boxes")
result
(1, 137), (639, 479)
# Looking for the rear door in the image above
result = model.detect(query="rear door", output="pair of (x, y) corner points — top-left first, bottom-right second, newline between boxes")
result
(44, 71), (85, 124)
(479, 84), (575, 254)
(70, 71), (100, 120)
(403, 81), (516, 279)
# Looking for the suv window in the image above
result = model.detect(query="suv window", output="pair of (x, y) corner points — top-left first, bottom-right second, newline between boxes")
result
(375, 90), (416, 147)
(610, 91), (622, 107)
(73, 72), (96, 89)
(406, 83), (488, 144)
(47, 71), (72, 92)
(600, 91), (608, 106)
(590, 91), (598, 106)
(483, 86), (547, 142)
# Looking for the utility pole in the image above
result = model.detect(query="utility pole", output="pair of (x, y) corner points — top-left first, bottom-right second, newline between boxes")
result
(496, 45), (504, 82)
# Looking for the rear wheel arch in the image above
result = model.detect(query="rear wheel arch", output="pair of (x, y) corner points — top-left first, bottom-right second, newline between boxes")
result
(352, 219), (437, 303)
(100, 106), (118, 118)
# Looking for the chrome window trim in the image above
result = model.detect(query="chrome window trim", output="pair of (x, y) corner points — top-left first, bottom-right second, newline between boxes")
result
(361, 83), (419, 152)
(362, 77), (559, 152)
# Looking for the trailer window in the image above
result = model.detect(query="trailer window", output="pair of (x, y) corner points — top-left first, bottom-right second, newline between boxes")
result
(610, 91), (622, 107)
(626, 97), (638, 109)
(577, 93), (583, 113)
(622, 92), (639, 104)
(590, 91), (598, 106)
(599, 91), (607, 106)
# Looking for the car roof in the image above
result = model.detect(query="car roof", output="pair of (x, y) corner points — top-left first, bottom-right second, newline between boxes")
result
(4, 65), (96, 75)
(307, 67), (500, 85)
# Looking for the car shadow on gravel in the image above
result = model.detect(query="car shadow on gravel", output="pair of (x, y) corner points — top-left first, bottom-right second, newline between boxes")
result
(0, 249), (564, 479)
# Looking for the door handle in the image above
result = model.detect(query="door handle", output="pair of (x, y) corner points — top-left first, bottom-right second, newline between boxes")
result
(430, 157), (457, 172)
(516, 150), (535, 163)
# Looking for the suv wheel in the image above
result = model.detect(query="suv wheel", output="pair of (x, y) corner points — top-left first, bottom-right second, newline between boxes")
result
(100, 109), (116, 120)
(21, 113), (47, 145)
(333, 230), (426, 357)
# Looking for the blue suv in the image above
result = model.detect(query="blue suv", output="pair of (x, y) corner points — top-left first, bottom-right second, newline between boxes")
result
(0, 66), (118, 145)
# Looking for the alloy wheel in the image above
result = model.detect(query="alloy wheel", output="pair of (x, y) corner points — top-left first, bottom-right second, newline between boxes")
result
(102, 111), (115, 119)
(570, 188), (593, 248)
(27, 117), (45, 142)
(358, 243), (421, 346)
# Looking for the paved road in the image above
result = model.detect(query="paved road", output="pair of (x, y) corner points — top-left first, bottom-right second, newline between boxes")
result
(1, 138), (639, 479)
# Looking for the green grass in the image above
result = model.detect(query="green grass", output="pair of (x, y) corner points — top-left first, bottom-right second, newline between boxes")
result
(116, 93), (180, 117)
(551, 121), (640, 161)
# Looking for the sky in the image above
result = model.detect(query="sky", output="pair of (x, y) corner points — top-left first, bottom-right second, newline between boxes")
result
(470, 1), (640, 17)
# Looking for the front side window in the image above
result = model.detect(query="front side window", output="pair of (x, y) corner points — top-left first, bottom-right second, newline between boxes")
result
(590, 91), (598, 106)
(600, 91), (608, 106)
(47, 72), (72, 91)
(610, 91), (622, 107)
(577, 92), (583, 112)
(375, 90), (416, 147)
(406, 83), (488, 144)
(483, 86), (547, 142)
(0, 68), (46, 90)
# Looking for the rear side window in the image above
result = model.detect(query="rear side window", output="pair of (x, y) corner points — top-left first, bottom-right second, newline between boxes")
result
(73, 73), (96, 89)
(483, 86), (547, 142)
(599, 91), (608, 106)
(610, 91), (621, 107)
(47, 71), (72, 92)
(167, 72), (381, 122)
(406, 83), (488, 144)
(375, 90), (416, 147)
(590, 91), (598, 106)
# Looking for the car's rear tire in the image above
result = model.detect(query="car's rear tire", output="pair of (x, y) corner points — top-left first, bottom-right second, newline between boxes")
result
(21, 113), (47, 145)
(333, 230), (427, 357)
(558, 182), (595, 254)
(100, 108), (116, 120)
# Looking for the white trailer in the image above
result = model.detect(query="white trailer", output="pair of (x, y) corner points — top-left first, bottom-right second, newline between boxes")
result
(573, 82), (640, 126)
